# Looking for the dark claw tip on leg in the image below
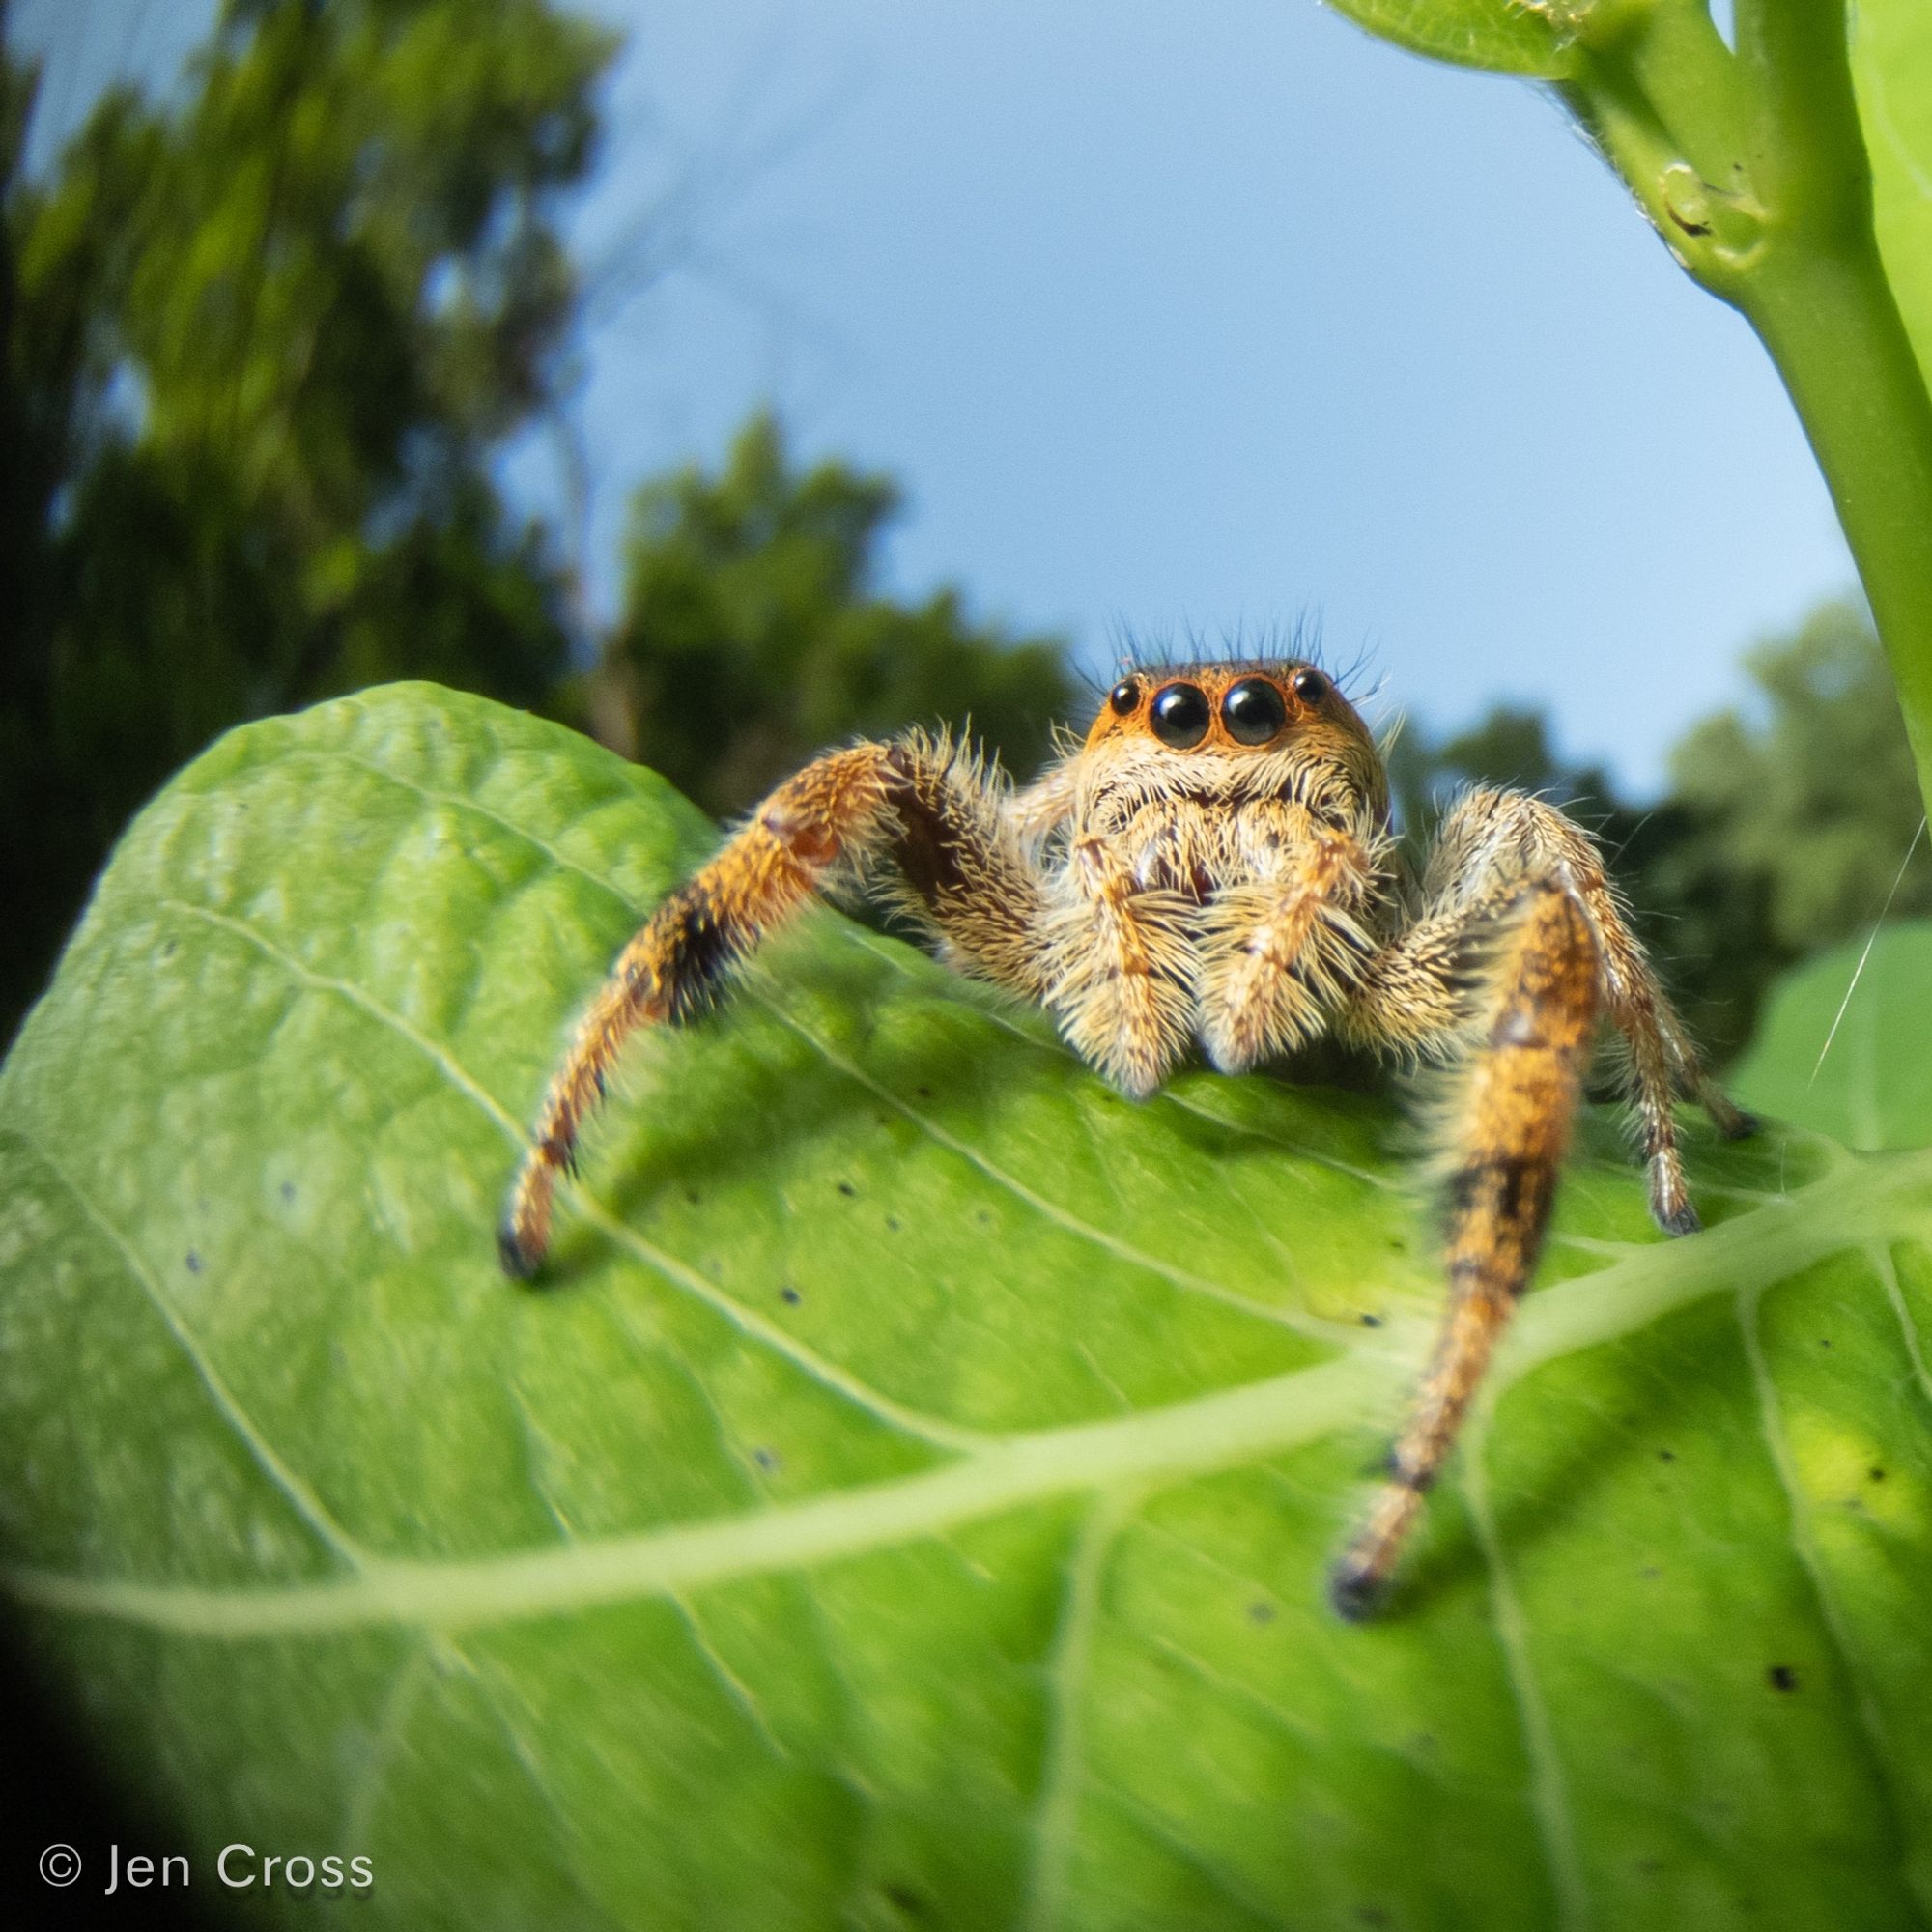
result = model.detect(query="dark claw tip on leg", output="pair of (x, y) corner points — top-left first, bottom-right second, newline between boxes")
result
(1327, 1562), (1384, 1624)
(1657, 1201), (1702, 1238)
(1722, 1110), (1761, 1143)
(497, 1224), (542, 1282)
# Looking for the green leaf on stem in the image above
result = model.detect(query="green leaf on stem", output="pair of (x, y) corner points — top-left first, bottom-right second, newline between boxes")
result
(1733, 920), (1932, 1153)
(1321, 0), (1579, 79)
(5, 686), (1932, 1928)
(1855, 0), (1932, 392)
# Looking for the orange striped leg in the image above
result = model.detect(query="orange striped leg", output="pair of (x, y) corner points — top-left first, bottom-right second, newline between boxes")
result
(500, 735), (1049, 1277)
(1331, 885), (1602, 1619)
(499, 745), (897, 1277)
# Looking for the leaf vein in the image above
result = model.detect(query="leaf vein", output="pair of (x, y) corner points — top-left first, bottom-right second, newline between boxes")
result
(0, 1123), (364, 1572)
(152, 895), (985, 1454)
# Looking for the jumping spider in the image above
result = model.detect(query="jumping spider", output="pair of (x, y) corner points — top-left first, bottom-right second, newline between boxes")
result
(501, 658), (1749, 1616)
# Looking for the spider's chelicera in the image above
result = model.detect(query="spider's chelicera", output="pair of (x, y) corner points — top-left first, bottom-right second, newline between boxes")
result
(500, 657), (1751, 1616)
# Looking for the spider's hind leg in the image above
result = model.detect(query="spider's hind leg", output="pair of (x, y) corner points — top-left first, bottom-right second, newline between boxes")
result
(1393, 787), (1748, 1236)
(1330, 884), (1601, 1620)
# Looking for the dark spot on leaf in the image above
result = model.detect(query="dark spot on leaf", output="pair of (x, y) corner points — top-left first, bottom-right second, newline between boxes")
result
(1818, 1337), (1833, 1349)
(976, 1209), (993, 1227)
(1658, 1448), (1676, 1463)
(279, 1181), (296, 1204)
(685, 1188), (700, 1205)
(1359, 1313), (1382, 1328)
(882, 1884), (928, 1920)
(1247, 1600), (1276, 1625)
(1768, 1664), (1798, 1692)
(1356, 1909), (1391, 1929)
(886, 1216), (900, 1233)
(753, 1447), (781, 1473)
(161, 940), (177, 959)
(915, 1086), (932, 1100)
(1870, 1466), (1887, 1482)
(1639, 1564), (1662, 1579)
(185, 1250), (203, 1275)
(837, 1180), (857, 1197)
(780, 1286), (802, 1306)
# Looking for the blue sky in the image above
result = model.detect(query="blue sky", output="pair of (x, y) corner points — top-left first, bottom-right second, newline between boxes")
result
(16, 0), (1856, 791)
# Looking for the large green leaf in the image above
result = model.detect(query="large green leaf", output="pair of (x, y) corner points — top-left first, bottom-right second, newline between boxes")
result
(6, 684), (1932, 1929)
(1732, 920), (1932, 1153)
(1857, 0), (1932, 394)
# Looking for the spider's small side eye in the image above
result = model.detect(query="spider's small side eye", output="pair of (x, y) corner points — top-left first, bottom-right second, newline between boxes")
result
(1108, 678), (1140, 715)
(1150, 682), (1210, 748)
(1223, 676), (1288, 745)
(1291, 667), (1330, 703)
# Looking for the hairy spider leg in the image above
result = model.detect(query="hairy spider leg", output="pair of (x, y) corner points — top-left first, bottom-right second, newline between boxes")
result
(1330, 884), (1601, 1620)
(500, 733), (1047, 1277)
(1350, 788), (1750, 1236)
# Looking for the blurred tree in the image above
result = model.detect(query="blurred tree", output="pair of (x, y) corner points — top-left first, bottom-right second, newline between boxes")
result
(1386, 701), (1634, 859)
(1, 0), (615, 1032)
(1648, 599), (1932, 1058)
(589, 412), (1076, 818)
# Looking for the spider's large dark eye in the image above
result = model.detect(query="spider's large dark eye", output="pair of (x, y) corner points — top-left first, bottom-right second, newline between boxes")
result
(1291, 667), (1330, 704)
(1222, 676), (1288, 745)
(1108, 678), (1140, 716)
(1150, 682), (1210, 749)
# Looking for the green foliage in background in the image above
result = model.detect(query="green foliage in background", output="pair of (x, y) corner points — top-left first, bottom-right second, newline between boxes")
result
(1734, 922), (1932, 1154)
(0, 0), (609, 1032)
(589, 414), (1076, 821)
(6, 684), (1932, 1931)
(0, 1), (1074, 1045)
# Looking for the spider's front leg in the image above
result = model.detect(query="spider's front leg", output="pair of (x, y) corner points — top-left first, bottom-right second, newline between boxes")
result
(1330, 884), (1601, 1619)
(500, 732), (1047, 1277)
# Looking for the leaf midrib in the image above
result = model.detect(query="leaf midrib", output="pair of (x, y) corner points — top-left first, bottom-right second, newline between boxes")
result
(4, 1138), (1921, 1640)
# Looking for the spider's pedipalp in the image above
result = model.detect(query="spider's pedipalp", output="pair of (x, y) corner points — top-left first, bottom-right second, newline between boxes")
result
(1331, 883), (1601, 1619)
(501, 732), (1049, 1276)
(1197, 804), (1381, 1072)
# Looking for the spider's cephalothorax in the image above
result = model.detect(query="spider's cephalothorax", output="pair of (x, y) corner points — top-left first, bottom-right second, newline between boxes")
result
(500, 659), (1750, 1616)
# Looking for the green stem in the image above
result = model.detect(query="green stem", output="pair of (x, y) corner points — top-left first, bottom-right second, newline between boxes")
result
(1565, 0), (1932, 822)
(1737, 239), (1932, 811)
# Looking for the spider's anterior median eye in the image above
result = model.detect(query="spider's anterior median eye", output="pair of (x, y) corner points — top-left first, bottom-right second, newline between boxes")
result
(1291, 667), (1330, 703)
(1150, 682), (1210, 748)
(1108, 678), (1140, 715)
(1222, 676), (1288, 745)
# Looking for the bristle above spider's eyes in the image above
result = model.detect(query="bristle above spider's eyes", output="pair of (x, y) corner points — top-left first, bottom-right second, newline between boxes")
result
(1223, 676), (1288, 745)
(1108, 678), (1139, 716)
(1150, 682), (1210, 748)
